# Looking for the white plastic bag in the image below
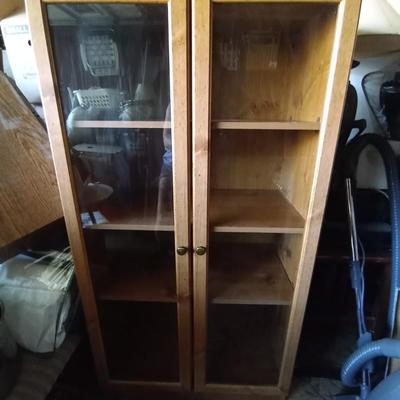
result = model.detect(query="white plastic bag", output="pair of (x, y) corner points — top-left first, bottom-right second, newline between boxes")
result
(0, 250), (74, 353)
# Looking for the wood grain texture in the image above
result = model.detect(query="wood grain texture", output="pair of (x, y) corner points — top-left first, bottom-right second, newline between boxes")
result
(209, 244), (293, 305)
(210, 189), (304, 233)
(0, 73), (62, 247)
(278, 0), (362, 392)
(169, 0), (192, 390)
(192, 0), (211, 391)
(25, 0), (109, 386)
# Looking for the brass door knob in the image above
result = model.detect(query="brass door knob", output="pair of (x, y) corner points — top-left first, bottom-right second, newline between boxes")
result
(195, 246), (206, 256)
(176, 246), (188, 256)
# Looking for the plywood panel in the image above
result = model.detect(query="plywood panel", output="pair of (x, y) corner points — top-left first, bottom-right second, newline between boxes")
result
(0, 73), (62, 247)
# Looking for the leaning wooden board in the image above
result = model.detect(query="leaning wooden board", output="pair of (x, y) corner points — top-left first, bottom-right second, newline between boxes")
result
(0, 72), (62, 247)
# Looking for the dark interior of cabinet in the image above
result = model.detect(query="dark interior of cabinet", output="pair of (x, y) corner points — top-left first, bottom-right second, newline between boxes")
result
(98, 301), (179, 382)
(207, 304), (288, 386)
(85, 230), (176, 303)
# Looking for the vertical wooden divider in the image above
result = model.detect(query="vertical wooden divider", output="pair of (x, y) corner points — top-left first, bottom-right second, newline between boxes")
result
(192, 0), (212, 391)
(169, 0), (192, 391)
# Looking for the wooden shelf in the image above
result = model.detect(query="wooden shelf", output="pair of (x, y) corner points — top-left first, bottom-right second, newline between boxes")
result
(93, 262), (176, 303)
(85, 190), (303, 234)
(212, 120), (320, 131)
(72, 120), (170, 129)
(84, 209), (174, 231)
(210, 189), (304, 233)
(209, 244), (293, 305)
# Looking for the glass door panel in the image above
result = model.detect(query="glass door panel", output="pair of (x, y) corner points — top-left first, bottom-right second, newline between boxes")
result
(211, 2), (337, 124)
(203, 1), (337, 388)
(47, 3), (179, 383)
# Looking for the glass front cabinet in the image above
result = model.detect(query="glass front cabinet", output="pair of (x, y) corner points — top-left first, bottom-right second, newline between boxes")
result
(27, 0), (361, 397)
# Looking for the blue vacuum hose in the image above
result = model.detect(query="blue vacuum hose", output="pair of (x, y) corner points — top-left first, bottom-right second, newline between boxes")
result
(341, 339), (400, 387)
(343, 134), (400, 338)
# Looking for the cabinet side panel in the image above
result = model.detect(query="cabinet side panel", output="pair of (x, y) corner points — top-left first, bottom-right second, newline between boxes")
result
(279, 132), (319, 219)
(25, 0), (108, 385)
(293, 8), (338, 122)
(278, 0), (361, 392)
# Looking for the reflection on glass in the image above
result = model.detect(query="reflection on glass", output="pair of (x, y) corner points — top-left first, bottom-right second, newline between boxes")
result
(205, 1), (337, 386)
(47, 4), (172, 228)
(47, 4), (178, 383)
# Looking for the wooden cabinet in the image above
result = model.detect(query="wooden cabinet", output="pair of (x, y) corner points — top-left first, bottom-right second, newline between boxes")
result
(26, 0), (361, 398)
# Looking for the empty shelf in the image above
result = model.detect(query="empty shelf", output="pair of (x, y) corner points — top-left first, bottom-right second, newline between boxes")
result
(209, 244), (293, 305)
(93, 262), (176, 303)
(210, 189), (304, 233)
(212, 120), (320, 131)
(84, 209), (174, 231)
(72, 120), (170, 129)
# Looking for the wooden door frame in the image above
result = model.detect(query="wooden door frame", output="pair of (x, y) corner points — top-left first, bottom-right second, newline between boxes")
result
(192, 0), (361, 395)
(192, 0), (211, 392)
(26, 0), (191, 391)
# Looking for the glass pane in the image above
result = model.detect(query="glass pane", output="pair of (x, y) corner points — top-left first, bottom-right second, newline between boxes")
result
(99, 302), (179, 382)
(47, 3), (178, 382)
(212, 3), (337, 123)
(206, 2), (337, 386)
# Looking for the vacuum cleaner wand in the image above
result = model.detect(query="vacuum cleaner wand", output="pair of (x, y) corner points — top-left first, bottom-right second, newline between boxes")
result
(346, 179), (360, 263)
(345, 178), (372, 399)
